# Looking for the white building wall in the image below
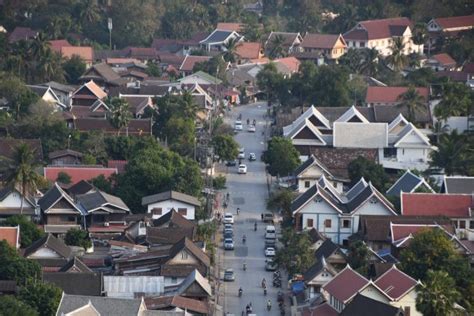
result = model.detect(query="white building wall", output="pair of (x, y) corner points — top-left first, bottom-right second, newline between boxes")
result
(0, 191), (33, 209)
(360, 285), (391, 303)
(390, 289), (422, 316)
(146, 200), (195, 220)
(28, 247), (61, 259)
(104, 276), (165, 299)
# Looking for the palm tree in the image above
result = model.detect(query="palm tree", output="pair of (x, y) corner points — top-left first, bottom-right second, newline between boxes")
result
(416, 270), (461, 316)
(223, 38), (240, 63)
(397, 86), (426, 122)
(6, 144), (42, 215)
(107, 97), (132, 136)
(432, 121), (449, 144)
(79, 0), (102, 25)
(269, 34), (286, 59)
(360, 48), (380, 77)
(430, 130), (467, 175)
(387, 37), (408, 71)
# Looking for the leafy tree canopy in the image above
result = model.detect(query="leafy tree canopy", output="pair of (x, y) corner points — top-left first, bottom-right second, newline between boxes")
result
(416, 270), (461, 316)
(19, 281), (62, 316)
(64, 228), (92, 250)
(348, 156), (389, 191)
(265, 137), (301, 177)
(212, 134), (239, 162)
(2, 215), (44, 248)
(0, 240), (41, 284)
(275, 228), (315, 276)
(0, 295), (38, 316)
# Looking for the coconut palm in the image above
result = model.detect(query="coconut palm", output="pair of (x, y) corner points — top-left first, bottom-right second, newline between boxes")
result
(223, 38), (240, 63)
(6, 144), (42, 215)
(397, 86), (426, 123)
(430, 130), (468, 175)
(360, 48), (380, 77)
(432, 121), (449, 144)
(269, 34), (286, 59)
(79, 0), (102, 25)
(386, 37), (408, 71)
(412, 23), (427, 46)
(416, 270), (461, 316)
(107, 97), (132, 136)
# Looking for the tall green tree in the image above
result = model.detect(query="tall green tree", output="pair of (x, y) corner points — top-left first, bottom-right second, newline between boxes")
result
(212, 134), (239, 162)
(268, 34), (286, 59)
(0, 241), (41, 284)
(430, 131), (472, 176)
(2, 215), (44, 248)
(435, 82), (473, 121)
(386, 37), (408, 71)
(65, 228), (92, 250)
(275, 228), (315, 276)
(416, 270), (461, 316)
(256, 62), (284, 102)
(63, 55), (86, 84)
(223, 38), (240, 63)
(5, 144), (43, 215)
(19, 282), (62, 316)
(107, 97), (132, 136)
(266, 189), (296, 227)
(348, 240), (370, 276)
(0, 74), (39, 119)
(397, 86), (426, 123)
(265, 137), (301, 177)
(348, 156), (389, 191)
(0, 295), (38, 316)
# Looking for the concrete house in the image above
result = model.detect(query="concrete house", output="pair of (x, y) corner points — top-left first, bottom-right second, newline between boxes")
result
(291, 178), (397, 245)
(199, 29), (242, 52)
(142, 191), (201, 221)
(343, 17), (423, 56)
(299, 33), (347, 61)
(294, 155), (346, 194)
(0, 187), (37, 220)
(264, 32), (303, 55)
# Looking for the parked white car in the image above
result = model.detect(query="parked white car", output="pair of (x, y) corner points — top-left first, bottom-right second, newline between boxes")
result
(238, 164), (247, 174)
(265, 247), (276, 257)
(224, 213), (234, 224)
(234, 121), (243, 131)
(238, 148), (245, 159)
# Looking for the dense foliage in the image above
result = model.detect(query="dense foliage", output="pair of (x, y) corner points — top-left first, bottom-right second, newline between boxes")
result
(2, 215), (44, 248)
(0, 295), (38, 316)
(0, 240), (41, 284)
(275, 228), (315, 276)
(348, 156), (389, 191)
(19, 281), (62, 316)
(64, 228), (92, 250)
(265, 137), (301, 177)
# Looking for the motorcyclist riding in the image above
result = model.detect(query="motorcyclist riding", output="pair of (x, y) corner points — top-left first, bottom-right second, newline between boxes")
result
(237, 207), (240, 215)
(238, 287), (243, 297)
(262, 278), (266, 288)
(243, 261), (247, 271)
(254, 222), (257, 231)
(267, 299), (272, 311)
(242, 234), (246, 244)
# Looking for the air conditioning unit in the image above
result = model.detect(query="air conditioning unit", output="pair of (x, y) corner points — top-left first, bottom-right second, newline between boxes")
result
(104, 222), (110, 227)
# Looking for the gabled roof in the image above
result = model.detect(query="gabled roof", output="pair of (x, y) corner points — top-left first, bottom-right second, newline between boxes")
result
(286, 118), (327, 145)
(291, 184), (341, 215)
(346, 178), (368, 201)
(168, 237), (210, 267)
(120, 95), (154, 115)
(146, 226), (195, 245)
(235, 42), (262, 60)
(388, 113), (409, 133)
(283, 106), (331, 136)
(152, 209), (196, 229)
(216, 22), (245, 32)
(431, 53), (456, 67)
(56, 294), (144, 316)
(0, 226), (20, 249)
(274, 57), (301, 74)
(44, 166), (118, 186)
(393, 123), (431, 147)
(340, 294), (403, 316)
(200, 29), (238, 45)
(301, 33), (346, 49)
(80, 63), (121, 83)
(322, 265), (369, 303)
(335, 106), (370, 124)
(374, 265), (418, 300)
(386, 170), (433, 197)
(73, 81), (107, 100)
(176, 269), (212, 297)
(441, 176), (474, 194)
(8, 26), (37, 43)
(24, 234), (72, 259)
(345, 182), (397, 215)
(365, 86), (429, 104)
(315, 239), (342, 261)
(142, 191), (201, 207)
(432, 15), (474, 30)
(401, 193), (472, 217)
(145, 295), (209, 314)
(48, 149), (84, 160)
(390, 222), (455, 247)
(266, 32), (302, 47)
(48, 39), (71, 53)
(77, 190), (129, 214)
(38, 183), (82, 214)
(61, 46), (94, 62)
(344, 17), (412, 41)
(294, 155), (335, 181)
(59, 256), (93, 273)
(66, 180), (95, 197)
(43, 272), (103, 296)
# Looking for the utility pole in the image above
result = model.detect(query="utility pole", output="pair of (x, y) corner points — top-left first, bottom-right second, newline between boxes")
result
(108, 18), (113, 50)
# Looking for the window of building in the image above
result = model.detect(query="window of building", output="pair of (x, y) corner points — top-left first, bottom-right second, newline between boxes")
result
(360, 42), (365, 47)
(342, 219), (351, 228)
(307, 219), (314, 228)
(305, 181), (310, 188)
(178, 208), (187, 216)
(404, 306), (411, 316)
(460, 221), (466, 229)
(171, 277), (178, 284)
(369, 197), (378, 204)
(342, 239), (349, 247)
(61, 215), (76, 222)
(181, 251), (189, 259)
(152, 208), (162, 215)
(324, 219), (331, 228)
(383, 148), (397, 158)
(470, 221), (474, 229)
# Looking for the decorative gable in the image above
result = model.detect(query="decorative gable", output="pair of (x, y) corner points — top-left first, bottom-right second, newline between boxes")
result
(28, 246), (62, 259)
(394, 124), (431, 148)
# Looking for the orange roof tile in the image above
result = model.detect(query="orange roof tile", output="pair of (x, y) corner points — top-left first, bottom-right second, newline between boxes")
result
(0, 226), (19, 249)
(216, 22), (245, 32)
(432, 53), (456, 66)
(61, 46), (94, 62)
(274, 56), (301, 73)
(401, 193), (472, 217)
(44, 166), (117, 184)
(48, 40), (71, 53)
(344, 17), (412, 41)
(365, 86), (429, 104)
(179, 55), (212, 72)
(235, 42), (262, 60)
(84, 81), (107, 99)
(434, 15), (474, 30)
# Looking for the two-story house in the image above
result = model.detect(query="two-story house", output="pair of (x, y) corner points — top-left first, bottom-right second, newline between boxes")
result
(294, 156), (346, 194)
(142, 191), (201, 221)
(38, 183), (83, 234)
(264, 32), (303, 56)
(343, 17), (423, 56)
(292, 178), (397, 245)
(23, 234), (73, 271)
(298, 33), (347, 61)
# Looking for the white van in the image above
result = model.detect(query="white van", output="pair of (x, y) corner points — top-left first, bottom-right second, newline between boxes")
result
(265, 225), (276, 239)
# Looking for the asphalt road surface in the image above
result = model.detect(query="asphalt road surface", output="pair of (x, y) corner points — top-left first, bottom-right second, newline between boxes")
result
(218, 102), (283, 316)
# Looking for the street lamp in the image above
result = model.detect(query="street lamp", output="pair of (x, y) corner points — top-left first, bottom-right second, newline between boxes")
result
(108, 18), (113, 50)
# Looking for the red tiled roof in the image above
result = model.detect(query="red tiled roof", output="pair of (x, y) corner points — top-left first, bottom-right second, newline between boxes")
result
(401, 193), (472, 217)
(274, 56), (301, 73)
(44, 166), (117, 184)
(391, 223), (453, 242)
(344, 17), (412, 40)
(365, 86), (429, 104)
(302, 33), (346, 49)
(158, 53), (186, 68)
(235, 42), (262, 60)
(434, 15), (474, 30)
(107, 160), (127, 173)
(302, 302), (338, 316)
(48, 40), (71, 53)
(179, 55), (212, 72)
(374, 266), (418, 300)
(83, 81), (107, 99)
(432, 53), (456, 66)
(0, 226), (19, 249)
(61, 46), (94, 62)
(216, 22), (244, 32)
(322, 266), (369, 303)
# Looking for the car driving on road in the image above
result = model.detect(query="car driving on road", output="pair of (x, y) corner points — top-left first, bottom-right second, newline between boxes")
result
(234, 120), (243, 132)
(224, 238), (234, 250)
(238, 148), (245, 159)
(248, 153), (256, 161)
(224, 268), (235, 281)
(238, 164), (247, 174)
(247, 125), (256, 132)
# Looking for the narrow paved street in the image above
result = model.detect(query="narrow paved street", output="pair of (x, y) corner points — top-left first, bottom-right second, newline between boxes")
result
(218, 102), (283, 316)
